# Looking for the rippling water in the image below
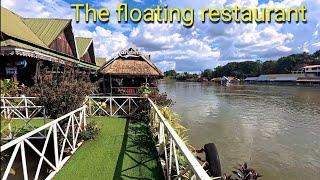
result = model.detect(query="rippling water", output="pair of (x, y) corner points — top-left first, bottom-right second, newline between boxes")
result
(159, 80), (320, 180)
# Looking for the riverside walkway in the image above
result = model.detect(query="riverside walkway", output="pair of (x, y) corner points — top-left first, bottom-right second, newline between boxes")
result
(55, 117), (164, 179)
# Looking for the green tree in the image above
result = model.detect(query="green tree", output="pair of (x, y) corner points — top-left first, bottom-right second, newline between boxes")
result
(201, 69), (214, 79)
(164, 70), (177, 77)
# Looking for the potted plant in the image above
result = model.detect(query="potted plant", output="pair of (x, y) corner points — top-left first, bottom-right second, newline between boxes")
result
(138, 84), (152, 98)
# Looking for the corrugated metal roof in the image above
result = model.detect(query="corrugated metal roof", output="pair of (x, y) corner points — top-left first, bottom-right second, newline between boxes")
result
(23, 18), (71, 46)
(1, 8), (98, 71)
(1, 39), (99, 70)
(1, 39), (77, 64)
(95, 57), (106, 67)
(75, 37), (92, 58)
(0, 7), (47, 47)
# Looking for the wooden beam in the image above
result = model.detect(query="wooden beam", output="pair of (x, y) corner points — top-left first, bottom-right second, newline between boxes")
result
(109, 75), (112, 95)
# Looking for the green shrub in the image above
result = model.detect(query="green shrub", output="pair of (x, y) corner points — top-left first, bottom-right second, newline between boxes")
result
(0, 79), (19, 96)
(138, 84), (152, 95)
(1, 117), (12, 140)
(149, 91), (174, 107)
(27, 70), (96, 118)
(80, 121), (100, 140)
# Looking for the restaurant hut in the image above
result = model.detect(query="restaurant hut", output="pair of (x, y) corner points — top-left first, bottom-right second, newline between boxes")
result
(99, 47), (163, 95)
(0, 7), (98, 86)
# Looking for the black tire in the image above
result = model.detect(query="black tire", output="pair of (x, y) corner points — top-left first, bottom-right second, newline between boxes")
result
(204, 143), (221, 177)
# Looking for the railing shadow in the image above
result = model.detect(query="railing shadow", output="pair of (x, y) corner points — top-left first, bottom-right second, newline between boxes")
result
(113, 119), (164, 180)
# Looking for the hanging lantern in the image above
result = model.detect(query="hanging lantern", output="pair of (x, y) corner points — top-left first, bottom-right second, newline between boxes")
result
(15, 59), (27, 68)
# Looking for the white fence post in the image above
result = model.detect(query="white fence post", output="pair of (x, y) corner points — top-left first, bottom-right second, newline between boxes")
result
(0, 106), (87, 180)
(22, 95), (29, 119)
(148, 98), (211, 180)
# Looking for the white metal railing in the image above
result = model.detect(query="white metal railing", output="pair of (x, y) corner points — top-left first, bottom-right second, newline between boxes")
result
(1, 96), (45, 119)
(84, 96), (143, 116)
(0, 106), (87, 180)
(148, 99), (211, 180)
(1, 96), (47, 139)
(1, 96), (211, 179)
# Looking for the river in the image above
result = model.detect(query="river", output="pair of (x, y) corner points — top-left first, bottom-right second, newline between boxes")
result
(158, 80), (320, 180)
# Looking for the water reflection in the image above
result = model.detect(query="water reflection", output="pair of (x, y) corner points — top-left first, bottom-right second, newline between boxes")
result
(159, 81), (320, 180)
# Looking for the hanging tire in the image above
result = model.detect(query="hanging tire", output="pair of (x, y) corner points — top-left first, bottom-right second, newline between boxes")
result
(204, 143), (221, 177)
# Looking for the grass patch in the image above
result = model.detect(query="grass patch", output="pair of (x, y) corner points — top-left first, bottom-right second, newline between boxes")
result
(1, 118), (51, 138)
(54, 117), (164, 180)
(11, 119), (50, 129)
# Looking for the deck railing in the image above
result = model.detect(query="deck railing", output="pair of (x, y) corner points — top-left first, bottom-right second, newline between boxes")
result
(1, 96), (45, 119)
(0, 106), (87, 180)
(148, 99), (211, 180)
(1, 96), (47, 139)
(1, 96), (211, 179)
(84, 96), (143, 116)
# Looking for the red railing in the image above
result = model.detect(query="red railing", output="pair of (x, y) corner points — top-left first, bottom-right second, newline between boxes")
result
(111, 87), (158, 95)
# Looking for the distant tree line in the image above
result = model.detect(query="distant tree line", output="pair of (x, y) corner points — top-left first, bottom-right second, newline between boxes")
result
(164, 70), (199, 81)
(164, 50), (320, 80)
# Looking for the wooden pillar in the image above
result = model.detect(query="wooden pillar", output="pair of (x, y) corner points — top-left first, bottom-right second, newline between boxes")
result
(35, 61), (40, 83)
(102, 74), (106, 94)
(62, 66), (66, 82)
(109, 75), (112, 96)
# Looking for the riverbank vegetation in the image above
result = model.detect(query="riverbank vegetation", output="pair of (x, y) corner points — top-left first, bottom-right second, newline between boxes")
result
(165, 50), (320, 80)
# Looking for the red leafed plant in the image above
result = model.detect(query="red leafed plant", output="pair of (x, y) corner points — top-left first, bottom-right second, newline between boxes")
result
(222, 163), (262, 180)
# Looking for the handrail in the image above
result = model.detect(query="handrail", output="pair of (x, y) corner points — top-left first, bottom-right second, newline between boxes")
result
(0, 96), (37, 99)
(84, 96), (144, 116)
(1, 96), (45, 119)
(0, 106), (87, 180)
(1, 96), (46, 139)
(148, 98), (211, 180)
(1, 95), (211, 179)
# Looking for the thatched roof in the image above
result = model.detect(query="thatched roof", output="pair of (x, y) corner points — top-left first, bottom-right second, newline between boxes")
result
(99, 48), (163, 77)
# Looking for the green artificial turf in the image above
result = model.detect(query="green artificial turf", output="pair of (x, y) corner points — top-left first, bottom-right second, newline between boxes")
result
(1, 118), (51, 138)
(11, 118), (50, 129)
(54, 117), (164, 180)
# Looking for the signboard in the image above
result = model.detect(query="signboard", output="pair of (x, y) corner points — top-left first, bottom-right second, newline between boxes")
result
(118, 48), (142, 58)
(5, 67), (18, 75)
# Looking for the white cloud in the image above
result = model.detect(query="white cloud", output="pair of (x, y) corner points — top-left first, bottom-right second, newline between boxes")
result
(2, 0), (320, 72)
(133, 0), (143, 3)
(312, 42), (320, 47)
(277, 46), (292, 52)
(156, 61), (176, 71)
(78, 26), (129, 59)
(2, 0), (130, 60)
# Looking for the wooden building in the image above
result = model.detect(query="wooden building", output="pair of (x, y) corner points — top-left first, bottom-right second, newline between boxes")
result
(0, 7), (98, 86)
(75, 37), (96, 65)
(99, 48), (163, 95)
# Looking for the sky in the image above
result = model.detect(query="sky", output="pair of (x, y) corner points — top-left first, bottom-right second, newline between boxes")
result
(2, 0), (320, 72)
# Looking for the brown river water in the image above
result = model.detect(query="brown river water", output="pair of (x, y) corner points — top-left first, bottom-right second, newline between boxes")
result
(159, 80), (320, 180)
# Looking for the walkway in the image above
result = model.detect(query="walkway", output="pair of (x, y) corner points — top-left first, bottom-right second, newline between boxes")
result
(54, 117), (164, 180)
